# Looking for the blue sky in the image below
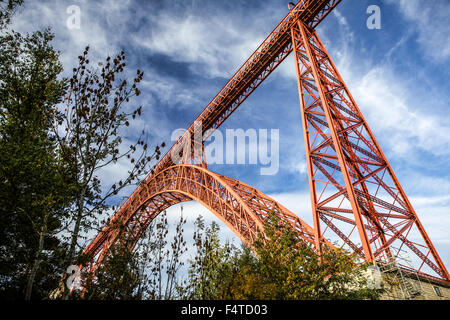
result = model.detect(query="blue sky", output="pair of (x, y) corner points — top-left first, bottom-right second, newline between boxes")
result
(9, 0), (450, 277)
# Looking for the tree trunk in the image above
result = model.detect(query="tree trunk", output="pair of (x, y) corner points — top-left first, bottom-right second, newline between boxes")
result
(63, 189), (85, 299)
(25, 215), (47, 300)
(67, 202), (83, 265)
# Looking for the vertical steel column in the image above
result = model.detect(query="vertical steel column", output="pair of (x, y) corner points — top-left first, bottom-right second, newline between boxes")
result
(292, 20), (373, 262)
(290, 26), (323, 255)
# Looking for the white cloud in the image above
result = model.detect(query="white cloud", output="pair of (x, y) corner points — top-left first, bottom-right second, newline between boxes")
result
(352, 66), (450, 157)
(289, 160), (307, 175)
(135, 10), (265, 79)
(387, 0), (450, 61)
(140, 76), (201, 110)
(9, 1), (115, 71)
(164, 202), (240, 245)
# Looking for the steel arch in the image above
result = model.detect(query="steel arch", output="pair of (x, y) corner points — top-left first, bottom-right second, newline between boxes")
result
(83, 164), (323, 273)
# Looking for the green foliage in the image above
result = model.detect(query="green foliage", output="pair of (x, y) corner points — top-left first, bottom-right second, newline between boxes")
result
(181, 216), (237, 299)
(82, 234), (142, 300)
(0, 0), (24, 29)
(75, 212), (383, 300)
(245, 214), (381, 300)
(0, 28), (75, 299)
(183, 214), (382, 300)
(0, 2), (164, 299)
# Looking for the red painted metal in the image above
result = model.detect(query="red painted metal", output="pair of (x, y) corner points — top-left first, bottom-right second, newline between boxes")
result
(83, 164), (328, 274)
(81, 0), (449, 283)
(290, 19), (449, 281)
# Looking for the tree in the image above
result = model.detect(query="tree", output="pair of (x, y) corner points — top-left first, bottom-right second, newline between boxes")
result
(224, 214), (382, 300)
(0, 28), (74, 300)
(135, 210), (187, 300)
(80, 210), (187, 300)
(82, 232), (142, 300)
(51, 46), (165, 291)
(0, 0), (24, 29)
(182, 213), (383, 300)
(181, 216), (237, 300)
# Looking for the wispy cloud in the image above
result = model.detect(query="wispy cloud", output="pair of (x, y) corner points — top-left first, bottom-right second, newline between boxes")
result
(140, 75), (201, 110)
(386, 0), (450, 62)
(353, 66), (450, 158)
(9, 0), (120, 71)
(134, 8), (266, 79)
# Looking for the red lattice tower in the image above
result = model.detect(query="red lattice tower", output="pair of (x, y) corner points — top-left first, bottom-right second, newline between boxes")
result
(82, 0), (449, 283)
